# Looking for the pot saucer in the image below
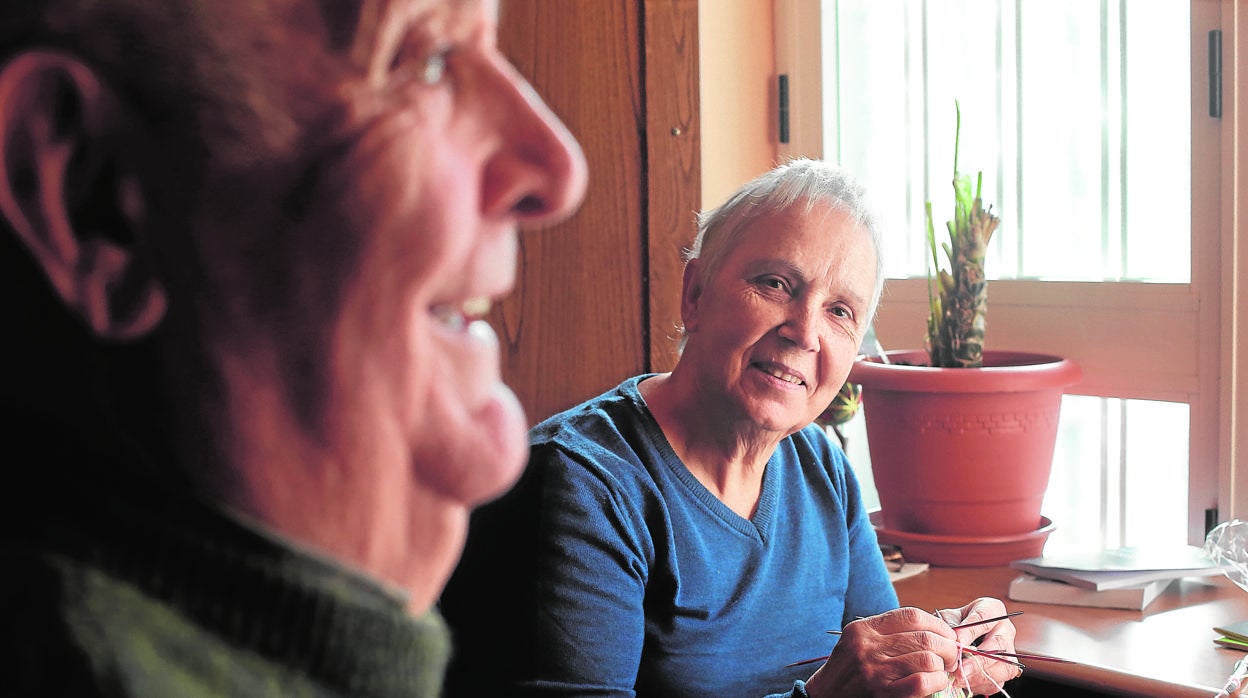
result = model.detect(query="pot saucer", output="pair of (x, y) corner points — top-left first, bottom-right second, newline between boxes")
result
(870, 511), (1055, 567)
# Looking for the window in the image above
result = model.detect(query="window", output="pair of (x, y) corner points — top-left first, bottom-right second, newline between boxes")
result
(778, 0), (1224, 549)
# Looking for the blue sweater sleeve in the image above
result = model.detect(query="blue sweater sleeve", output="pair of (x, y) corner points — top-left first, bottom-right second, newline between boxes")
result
(524, 442), (653, 695)
(442, 439), (656, 697)
(827, 434), (899, 622)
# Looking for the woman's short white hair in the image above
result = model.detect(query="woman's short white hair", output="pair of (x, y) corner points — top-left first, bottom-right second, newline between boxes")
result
(684, 158), (886, 329)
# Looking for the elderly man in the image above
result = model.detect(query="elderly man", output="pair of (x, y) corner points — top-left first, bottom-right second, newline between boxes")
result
(0, 0), (585, 694)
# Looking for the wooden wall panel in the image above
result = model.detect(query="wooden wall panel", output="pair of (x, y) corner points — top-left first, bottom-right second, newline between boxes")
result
(644, 0), (700, 372)
(495, 1), (647, 423)
(494, 1), (701, 422)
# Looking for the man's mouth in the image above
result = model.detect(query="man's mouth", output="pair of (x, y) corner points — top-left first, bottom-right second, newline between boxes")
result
(431, 298), (492, 331)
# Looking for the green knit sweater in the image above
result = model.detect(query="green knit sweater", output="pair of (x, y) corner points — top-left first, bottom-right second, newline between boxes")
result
(2, 476), (450, 697)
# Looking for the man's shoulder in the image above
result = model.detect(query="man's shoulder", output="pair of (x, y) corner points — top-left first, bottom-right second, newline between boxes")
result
(0, 541), (426, 697)
(0, 546), (305, 697)
(0, 547), (248, 695)
(0, 545), (104, 696)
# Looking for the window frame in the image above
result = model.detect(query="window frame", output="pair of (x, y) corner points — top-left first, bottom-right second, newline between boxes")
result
(773, 0), (1244, 543)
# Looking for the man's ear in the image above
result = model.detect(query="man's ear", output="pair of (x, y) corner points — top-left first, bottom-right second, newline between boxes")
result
(0, 50), (166, 340)
(679, 259), (703, 335)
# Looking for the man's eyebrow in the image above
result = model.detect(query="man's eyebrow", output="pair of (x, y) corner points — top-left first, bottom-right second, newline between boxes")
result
(317, 0), (365, 52)
(347, 0), (482, 78)
(348, 0), (399, 73)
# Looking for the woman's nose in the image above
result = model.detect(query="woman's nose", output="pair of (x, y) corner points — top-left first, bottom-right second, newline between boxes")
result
(778, 302), (820, 351)
(480, 55), (588, 228)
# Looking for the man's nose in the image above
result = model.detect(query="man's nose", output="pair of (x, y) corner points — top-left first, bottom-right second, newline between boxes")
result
(480, 54), (588, 228)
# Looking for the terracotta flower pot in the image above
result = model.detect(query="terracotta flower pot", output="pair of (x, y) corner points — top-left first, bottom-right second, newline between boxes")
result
(848, 350), (1082, 539)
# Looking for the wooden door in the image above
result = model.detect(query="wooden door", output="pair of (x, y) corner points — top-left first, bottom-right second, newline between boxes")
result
(495, 0), (699, 423)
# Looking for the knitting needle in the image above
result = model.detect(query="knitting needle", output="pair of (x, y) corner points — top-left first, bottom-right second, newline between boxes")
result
(795, 612), (1035, 670)
(979, 650), (1073, 664)
(825, 610), (1023, 636)
(950, 611), (1023, 632)
(810, 637), (1071, 667)
(784, 655), (831, 668)
(959, 647), (1026, 670)
(784, 647), (1036, 670)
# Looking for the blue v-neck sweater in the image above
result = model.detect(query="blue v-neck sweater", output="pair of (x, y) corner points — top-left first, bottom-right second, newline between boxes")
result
(443, 375), (898, 698)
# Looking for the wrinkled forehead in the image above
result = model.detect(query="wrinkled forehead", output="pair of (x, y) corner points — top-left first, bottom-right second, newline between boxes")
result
(224, 0), (491, 74)
(144, 0), (495, 165)
(332, 0), (492, 66)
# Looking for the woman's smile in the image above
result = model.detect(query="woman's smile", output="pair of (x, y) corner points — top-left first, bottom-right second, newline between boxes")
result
(752, 360), (807, 389)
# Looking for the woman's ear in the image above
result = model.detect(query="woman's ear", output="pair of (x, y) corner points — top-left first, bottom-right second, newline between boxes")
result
(0, 50), (166, 340)
(679, 259), (703, 335)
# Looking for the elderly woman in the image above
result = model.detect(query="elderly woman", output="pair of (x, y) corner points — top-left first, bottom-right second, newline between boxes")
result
(442, 159), (1020, 697)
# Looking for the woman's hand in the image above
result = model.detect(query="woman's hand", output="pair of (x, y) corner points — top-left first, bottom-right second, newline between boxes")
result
(935, 598), (1021, 696)
(802, 607), (967, 697)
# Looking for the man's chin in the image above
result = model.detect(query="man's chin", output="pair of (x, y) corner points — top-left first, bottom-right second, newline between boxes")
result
(467, 383), (530, 503)
(424, 383), (529, 507)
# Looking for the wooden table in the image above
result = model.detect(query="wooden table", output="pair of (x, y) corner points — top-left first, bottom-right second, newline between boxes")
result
(893, 566), (1248, 697)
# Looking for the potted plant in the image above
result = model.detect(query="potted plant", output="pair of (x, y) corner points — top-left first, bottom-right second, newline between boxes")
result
(845, 104), (1082, 565)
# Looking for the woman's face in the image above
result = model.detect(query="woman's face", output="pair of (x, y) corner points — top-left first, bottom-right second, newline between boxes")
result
(679, 202), (877, 438)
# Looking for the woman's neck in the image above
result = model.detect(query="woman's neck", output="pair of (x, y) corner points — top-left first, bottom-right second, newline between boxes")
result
(639, 372), (781, 519)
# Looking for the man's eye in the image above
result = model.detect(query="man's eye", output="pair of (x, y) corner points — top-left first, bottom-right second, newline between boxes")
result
(389, 39), (452, 86)
(419, 51), (448, 85)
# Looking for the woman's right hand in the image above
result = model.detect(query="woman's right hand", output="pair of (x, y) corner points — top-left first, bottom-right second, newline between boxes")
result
(802, 607), (965, 698)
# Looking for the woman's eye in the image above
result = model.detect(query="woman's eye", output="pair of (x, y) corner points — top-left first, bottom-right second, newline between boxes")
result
(829, 306), (852, 319)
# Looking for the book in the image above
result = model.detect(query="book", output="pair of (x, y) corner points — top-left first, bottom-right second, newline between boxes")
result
(1216, 620), (1248, 644)
(1215, 635), (1248, 651)
(1009, 545), (1221, 591)
(1007, 573), (1172, 610)
(888, 562), (930, 584)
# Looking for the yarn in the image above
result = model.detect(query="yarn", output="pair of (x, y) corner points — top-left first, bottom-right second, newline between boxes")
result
(926, 642), (1015, 698)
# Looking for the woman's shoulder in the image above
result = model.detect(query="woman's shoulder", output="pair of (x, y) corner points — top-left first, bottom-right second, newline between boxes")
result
(780, 423), (857, 489)
(530, 374), (650, 435)
(787, 422), (849, 463)
(525, 375), (668, 500)
(529, 375), (661, 462)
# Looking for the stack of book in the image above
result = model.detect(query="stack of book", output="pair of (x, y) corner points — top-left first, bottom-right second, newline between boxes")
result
(1006, 545), (1222, 611)
(1216, 620), (1248, 651)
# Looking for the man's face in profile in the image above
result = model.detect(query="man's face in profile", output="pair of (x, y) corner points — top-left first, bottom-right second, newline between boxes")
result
(0, 0), (584, 606)
(193, 0), (585, 592)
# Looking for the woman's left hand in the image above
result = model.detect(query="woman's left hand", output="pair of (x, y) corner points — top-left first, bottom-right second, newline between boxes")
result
(935, 597), (1022, 695)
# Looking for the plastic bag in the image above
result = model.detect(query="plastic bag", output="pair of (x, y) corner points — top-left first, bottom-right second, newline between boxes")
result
(1204, 519), (1248, 593)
